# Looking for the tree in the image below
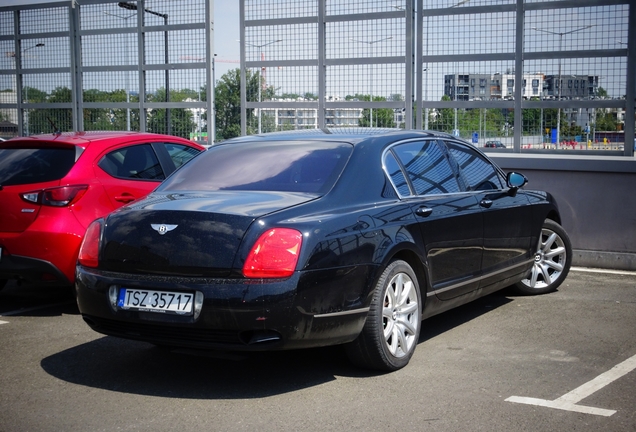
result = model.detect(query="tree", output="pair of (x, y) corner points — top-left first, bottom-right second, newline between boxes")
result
(213, 68), (269, 140)
(354, 95), (395, 128)
(28, 86), (73, 134)
(146, 86), (196, 138)
(428, 95), (454, 133)
(213, 69), (243, 140)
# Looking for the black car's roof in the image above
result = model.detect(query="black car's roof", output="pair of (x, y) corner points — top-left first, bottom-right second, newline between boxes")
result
(219, 128), (460, 146)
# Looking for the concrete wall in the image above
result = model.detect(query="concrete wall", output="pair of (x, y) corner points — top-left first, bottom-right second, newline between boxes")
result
(490, 154), (636, 271)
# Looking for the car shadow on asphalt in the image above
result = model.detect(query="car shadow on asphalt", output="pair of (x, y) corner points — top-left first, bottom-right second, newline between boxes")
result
(39, 291), (514, 399)
(418, 290), (514, 342)
(0, 281), (78, 317)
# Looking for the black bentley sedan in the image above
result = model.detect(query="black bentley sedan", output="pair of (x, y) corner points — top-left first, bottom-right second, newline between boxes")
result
(76, 128), (571, 371)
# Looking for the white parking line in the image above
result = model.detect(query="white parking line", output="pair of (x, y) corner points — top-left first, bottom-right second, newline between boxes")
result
(571, 267), (636, 276)
(506, 354), (636, 417)
(0, 320), (8, 325)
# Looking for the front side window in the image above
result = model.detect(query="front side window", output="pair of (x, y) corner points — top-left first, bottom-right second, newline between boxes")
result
(444, 141), (504, 191)
(98, 144), (164, 180)
(389, 141), (460, 196)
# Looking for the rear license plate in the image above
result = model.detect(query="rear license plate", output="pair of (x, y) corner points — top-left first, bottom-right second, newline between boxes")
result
(117, 288), (194, 315)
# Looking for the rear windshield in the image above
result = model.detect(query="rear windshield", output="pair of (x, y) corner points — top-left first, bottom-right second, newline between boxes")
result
(158, 141), (352, 194)
(0, 147), (76, 186)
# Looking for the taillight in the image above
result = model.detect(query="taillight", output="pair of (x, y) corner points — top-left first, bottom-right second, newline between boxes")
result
(243, 228), (303, 278)
(78, 219), (103, 268)
(21, 185), (88, 207)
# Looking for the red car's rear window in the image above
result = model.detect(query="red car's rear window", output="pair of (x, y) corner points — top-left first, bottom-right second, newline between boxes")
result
(0, 148), (76, 186)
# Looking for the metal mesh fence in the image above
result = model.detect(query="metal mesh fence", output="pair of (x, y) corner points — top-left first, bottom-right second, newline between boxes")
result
(0, 0), (212, 143)
(1, 0), (633, 155)
(416, 0), (633, 154)
(241, 0), (411, 135)
(240, 0), (634, 155)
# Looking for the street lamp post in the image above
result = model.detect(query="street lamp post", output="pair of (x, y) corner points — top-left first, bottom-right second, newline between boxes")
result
(103, 11), (135, 131)
(118, 2), (169, 134)
(349, 36), (393, 128)
(245, 39), (282, 134)
(22, 43), (45, 136)
(532, 25), (593, 147)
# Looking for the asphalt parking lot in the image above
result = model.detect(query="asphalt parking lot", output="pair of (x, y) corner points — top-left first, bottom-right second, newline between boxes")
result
(1, 268), (635, 432)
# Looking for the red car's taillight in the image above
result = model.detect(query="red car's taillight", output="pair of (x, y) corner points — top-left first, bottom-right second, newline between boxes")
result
(243, 228), (303, 278)
(21, 185), (88, 207)
(78, 219), (103, 268)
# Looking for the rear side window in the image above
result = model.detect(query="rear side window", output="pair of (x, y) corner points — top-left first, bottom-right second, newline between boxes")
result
(0, 147), (75, 186)
(384, 151), (411, 196)
(98, 144), (164, 180)
(389, 140), (460, 195)
(158, 141), (352, 194)
(444, 141), (504, 191)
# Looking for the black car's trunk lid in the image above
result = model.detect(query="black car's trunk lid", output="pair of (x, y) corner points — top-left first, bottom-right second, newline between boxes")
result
(99, 191), (317, 277)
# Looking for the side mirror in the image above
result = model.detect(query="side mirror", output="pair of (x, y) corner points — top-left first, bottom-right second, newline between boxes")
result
(507, 172), (528, 189)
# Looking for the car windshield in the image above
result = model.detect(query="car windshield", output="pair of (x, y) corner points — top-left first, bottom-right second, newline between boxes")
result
(0, 147), (76, 186)
(158, 140), (353, 194)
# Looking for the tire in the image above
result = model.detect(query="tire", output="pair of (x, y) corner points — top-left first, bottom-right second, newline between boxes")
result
(0, 279), (6, 291)
(345, 260), (422, 372)
(514, 219), (572, 295)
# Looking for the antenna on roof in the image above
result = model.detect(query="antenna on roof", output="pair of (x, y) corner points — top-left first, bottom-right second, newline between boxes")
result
(46, 117), (61, 135)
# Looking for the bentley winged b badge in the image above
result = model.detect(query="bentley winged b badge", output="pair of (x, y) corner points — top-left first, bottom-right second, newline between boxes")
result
(151, 224), (178, 235)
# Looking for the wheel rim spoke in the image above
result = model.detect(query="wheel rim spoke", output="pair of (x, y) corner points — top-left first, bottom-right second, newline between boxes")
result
(545, 259), (563, 272)
(398, 302), (418, 315)
(545, 246), (565, 260)
(542, 232), (558, 253)
(529, 264), (540, 287)
(395, 325), (408, 354)
(398, 316), (417, 335)
(539, 263), (552, 283)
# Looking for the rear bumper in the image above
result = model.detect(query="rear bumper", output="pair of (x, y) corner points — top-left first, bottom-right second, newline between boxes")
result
(76, 265), (376, 351)
(0, 225), (83, 285)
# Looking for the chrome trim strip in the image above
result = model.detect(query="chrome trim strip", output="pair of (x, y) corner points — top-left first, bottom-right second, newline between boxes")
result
(314, 307), (370, 318)
(427, 258), (533, 297)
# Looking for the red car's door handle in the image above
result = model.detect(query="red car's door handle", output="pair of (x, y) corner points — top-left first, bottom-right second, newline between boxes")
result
(114, 193), (136, 203)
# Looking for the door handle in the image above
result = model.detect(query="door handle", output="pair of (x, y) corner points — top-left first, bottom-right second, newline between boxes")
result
(415, 207), (433, 217)
(115, 193), (136, 203)
(480, 199), (493, 208)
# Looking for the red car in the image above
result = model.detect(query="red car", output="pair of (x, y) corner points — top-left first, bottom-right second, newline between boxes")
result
(0, 131), (204, 290)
